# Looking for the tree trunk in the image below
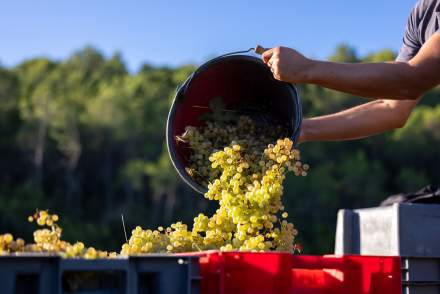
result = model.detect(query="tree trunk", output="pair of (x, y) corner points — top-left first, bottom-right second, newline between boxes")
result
(164, 187), (176, 224)
(64, 118), (82, 217)
(151, 189), (164, 225)
(34, 99), (50, 188)
(103, 138), (114, 223)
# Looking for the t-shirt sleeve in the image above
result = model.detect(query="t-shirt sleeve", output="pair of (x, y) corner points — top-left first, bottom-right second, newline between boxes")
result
(396, 4), (422, 62)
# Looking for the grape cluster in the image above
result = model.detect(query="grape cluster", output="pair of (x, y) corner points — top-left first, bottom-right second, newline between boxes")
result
(0, 233), (25, 254)
(121, 116), (309, 254)
(178, 116), (288, 186)
(1, 115), (309, 256)
(0, 210), (117, 259)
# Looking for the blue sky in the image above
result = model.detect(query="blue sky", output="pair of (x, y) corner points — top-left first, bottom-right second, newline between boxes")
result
(1, 0), (417, 71)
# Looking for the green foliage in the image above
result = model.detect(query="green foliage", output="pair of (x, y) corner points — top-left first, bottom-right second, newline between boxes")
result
(362, 49), (396, 62)
(329, 44), (359, 63)
(395, 168), (428, 192)
(144, 146), (180, 193)
(0, 45), (439, 253)
(393, 105), (440, 141)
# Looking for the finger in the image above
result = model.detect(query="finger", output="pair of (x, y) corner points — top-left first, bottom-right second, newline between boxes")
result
(270, 65), (279, 79)
(268, 56), (278, 68)
(261, 48), (274, 64)
(267, 58), (273, 67)
(272, 67), (281, 80)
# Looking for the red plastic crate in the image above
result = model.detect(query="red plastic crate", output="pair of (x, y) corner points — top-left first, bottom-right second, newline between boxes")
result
(193, 252), (401, 294)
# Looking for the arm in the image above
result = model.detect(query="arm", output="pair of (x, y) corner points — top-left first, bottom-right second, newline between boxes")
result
(262, 33), (440, 100)
(298, 98), (418, 143)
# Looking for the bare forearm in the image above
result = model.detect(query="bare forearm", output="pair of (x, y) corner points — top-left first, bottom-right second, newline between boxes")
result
(305, 34), (440, 100)
(305, 61), (424, 100)
(264, 34), (440, 100)
(300, 99), (417, 143)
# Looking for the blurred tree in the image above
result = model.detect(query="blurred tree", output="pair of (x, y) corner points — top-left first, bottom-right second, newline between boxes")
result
(145, 146), (181, 225)
(0, 45), (438, 254)
(15, 58), (57, 187)
(329, 44), (359, 63)
(362, 49), (396, 62)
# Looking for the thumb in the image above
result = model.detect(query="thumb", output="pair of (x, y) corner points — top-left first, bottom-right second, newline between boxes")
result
(261, 48), (274, 64)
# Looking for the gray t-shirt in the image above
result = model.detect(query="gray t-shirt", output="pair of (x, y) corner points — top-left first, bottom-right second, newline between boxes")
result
(396, 0), (440, 62)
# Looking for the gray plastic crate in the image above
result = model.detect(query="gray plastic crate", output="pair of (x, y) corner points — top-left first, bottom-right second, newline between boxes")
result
(0, 254), (199, 294)
(335, 203), (440, 257)
(401, 257), (440, 294)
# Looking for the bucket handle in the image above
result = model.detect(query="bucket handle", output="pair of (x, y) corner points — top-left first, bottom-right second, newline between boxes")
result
(209, 45), (266, 61)
(212, 47), (256, 60)
(176, 47), (261, 96)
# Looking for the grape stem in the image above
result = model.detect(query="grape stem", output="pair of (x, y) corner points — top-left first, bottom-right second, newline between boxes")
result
(121, 214), (128, 243)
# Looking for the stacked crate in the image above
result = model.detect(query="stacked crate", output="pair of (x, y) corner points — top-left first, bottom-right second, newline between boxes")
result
(0, 252), (401, 294)
(335, 203), (440, 294)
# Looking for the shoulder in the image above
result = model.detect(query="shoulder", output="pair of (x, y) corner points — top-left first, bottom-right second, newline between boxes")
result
(396, 0), (437, 61)
(410, 0), (437, 19)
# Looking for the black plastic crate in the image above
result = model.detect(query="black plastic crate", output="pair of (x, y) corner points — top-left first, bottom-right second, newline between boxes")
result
(0, 253), (59, 294)
(60, 257), (130, 294)
(130, 255), (200, 294)
(0, 254), (199, 294)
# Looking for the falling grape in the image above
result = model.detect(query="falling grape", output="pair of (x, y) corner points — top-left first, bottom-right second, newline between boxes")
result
(0, 210), (116, 258)
(121, 115), (309, 254)
(0, 115), (309, 256)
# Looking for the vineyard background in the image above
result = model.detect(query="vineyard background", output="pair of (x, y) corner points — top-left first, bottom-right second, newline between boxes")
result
(1, 45), (439, 253)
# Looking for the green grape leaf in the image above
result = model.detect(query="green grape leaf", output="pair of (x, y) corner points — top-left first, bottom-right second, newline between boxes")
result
(199, 96), (239, 125)
(209, 96), (226, 112)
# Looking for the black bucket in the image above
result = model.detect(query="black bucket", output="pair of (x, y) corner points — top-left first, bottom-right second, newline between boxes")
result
(166, 50), (302, 194)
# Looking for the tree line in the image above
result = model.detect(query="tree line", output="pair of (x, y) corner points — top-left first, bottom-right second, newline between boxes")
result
(0, 45), (439, 253)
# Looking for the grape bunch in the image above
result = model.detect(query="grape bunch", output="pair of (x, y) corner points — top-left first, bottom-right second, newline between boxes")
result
(0, 233), (25, 254)
(0, 210), (117, 259)
(121, 115), (309, 254)
(177, 116), (289, 186)
(1, 115), (309, 256)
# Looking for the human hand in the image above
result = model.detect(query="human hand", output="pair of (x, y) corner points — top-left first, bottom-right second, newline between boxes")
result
(261, 46), (314, 84)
